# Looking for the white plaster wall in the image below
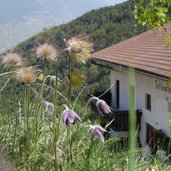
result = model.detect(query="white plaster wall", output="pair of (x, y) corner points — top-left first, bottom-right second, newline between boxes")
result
(110, 69), (171, 147)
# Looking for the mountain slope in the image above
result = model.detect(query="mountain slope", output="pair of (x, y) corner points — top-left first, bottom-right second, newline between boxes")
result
(16, 0), (145, 53)
(13, 0), (146, 94)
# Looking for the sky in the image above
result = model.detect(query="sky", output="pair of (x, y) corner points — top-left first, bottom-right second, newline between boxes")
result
(0, 0), (127, 51)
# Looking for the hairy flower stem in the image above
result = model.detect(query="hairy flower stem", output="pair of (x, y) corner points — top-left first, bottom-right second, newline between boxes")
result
(53, 57), (60, 171)
(128, 67), (136, 171)
(52, 48), (66, 170)
(9, 68), (16, 154)
(68, 55), (72, 105)
(24, 84), (29, 153)
(67, 54), (73, 164)
(12, 66), (18, 152)
(35, 61), (47, 140)
(67, 125), (73, 163)
(12, 67), (16, 108)
(13, 115), (18, 153)
(54, 58), (60, 115)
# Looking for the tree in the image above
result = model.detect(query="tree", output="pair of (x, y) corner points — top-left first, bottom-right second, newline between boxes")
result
(134, 0), (171, 35)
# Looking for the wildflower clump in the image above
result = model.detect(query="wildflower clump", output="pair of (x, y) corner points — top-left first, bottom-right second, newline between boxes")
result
(16, 66), (38, 85)
(2, 52), (22, 67)
(36, 43), (57, 61)
(66, 34), (93, 64)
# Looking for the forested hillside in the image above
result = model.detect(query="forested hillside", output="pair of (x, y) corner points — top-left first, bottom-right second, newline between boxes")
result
(16, 0), (146, 52)
(1, 0), (147, 110)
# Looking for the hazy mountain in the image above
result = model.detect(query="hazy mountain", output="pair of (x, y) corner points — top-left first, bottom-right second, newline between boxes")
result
(0, 0), (126, 51)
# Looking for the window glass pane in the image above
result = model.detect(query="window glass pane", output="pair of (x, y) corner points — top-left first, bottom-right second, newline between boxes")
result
(146, 93), (151, 111)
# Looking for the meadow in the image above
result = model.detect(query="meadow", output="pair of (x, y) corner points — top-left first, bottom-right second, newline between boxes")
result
(0, 34), (170, 171)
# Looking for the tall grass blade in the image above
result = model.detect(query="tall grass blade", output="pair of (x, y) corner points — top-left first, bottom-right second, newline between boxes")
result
(128, 67), (136, 171)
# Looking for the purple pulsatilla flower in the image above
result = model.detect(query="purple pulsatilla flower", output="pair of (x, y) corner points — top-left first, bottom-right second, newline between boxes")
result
(90, 125), (107, 142)
(88, 96), (111, 116)
(62, 104), (81, 126)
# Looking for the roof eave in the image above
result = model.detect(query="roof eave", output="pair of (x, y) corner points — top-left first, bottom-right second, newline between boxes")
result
(91, 58), (169, 81)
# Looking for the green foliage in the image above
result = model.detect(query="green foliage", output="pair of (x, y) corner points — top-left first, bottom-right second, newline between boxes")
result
(157, 130), (171, 156)
(134, 0), (171, 28)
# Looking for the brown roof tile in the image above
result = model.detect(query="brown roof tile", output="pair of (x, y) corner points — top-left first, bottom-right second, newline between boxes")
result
(91, 24), (171, 79)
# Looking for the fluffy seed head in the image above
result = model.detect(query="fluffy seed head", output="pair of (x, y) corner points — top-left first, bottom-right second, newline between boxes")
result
(67, 34), (93, 64)
(36, 43), (57, 60)
(16, 66), (38, 85)
(69, 42), (82, 53)
(2, 53), (22, 67)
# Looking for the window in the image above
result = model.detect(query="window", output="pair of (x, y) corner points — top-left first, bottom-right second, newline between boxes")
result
(145, 93), (151, 111)
(116, 80), (120, 108)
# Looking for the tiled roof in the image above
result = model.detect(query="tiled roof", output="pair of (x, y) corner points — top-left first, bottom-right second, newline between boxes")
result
(91, 24), (171, 79)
